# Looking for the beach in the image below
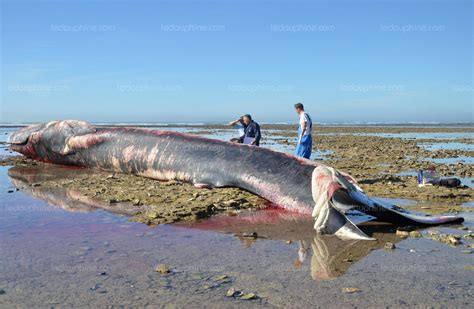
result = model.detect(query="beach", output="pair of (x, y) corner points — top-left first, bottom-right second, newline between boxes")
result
(0, 123), (472, 307)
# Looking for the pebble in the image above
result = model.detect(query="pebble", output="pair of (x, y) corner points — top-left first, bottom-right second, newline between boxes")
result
(148, 212), (158, 219)
(241, 293), (257, 300)
(242, 232), (258, 238)
(396, 230), (409, 238)
(214, 274), (229, 281)
(447, 235), (461, 245)
(342, 287), (359, 294)
(409, 231), (422, 238)
(463, 233), (474, 240)
(384, 242), (396, 250)
(155, 264), (171, 275)
(226, 288), (240, 297)
(0, 289), (5, 295)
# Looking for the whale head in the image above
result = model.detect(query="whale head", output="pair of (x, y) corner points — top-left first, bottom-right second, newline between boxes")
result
(8, 120), (96, 160)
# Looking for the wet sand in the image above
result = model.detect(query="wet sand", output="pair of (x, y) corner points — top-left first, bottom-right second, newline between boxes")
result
(0, 124), (473, 307)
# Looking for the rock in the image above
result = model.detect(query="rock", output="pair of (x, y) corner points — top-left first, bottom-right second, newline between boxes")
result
(285, 240), (292, 244)
(409, 231), (422, 238)
(7, 190), (14, 193)
(148, 212), (158, 219)
(241, 293), (257, 300)
(384, 242), (396, 250)
(226, 288), (244, 297)
(242, 232), (258, 238)
(396, 230), (409, 238)
(226, 288), (239, 297)
(214, 274), (228, 281)
(461, 250), (472, 254)
(342, 287), (359, 294)
(0, 289), (5, 295)
(447, 235), (461, 245)
(463, 233), (474, 240)
(155, 264), (171, 275)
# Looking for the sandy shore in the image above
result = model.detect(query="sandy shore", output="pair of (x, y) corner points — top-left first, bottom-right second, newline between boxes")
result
(1, 125), (472, 224)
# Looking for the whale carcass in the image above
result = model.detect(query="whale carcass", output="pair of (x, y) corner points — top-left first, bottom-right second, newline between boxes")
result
(7, 120), (464, 240)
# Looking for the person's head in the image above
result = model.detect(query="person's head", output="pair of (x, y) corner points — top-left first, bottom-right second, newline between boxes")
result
(294, 103), (304, 114)
(242, 114), (252, 125)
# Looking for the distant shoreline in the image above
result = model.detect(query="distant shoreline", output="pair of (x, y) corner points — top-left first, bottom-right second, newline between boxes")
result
(0, 122), (473, 128)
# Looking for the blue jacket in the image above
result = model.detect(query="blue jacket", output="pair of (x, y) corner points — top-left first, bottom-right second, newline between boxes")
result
(243, 121), (261, 146)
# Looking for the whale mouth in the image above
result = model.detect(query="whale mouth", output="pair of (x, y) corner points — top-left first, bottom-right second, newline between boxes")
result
(7, 123), (46, 147)
(7, 134), (30, 146)
(7, 137), (29, 146)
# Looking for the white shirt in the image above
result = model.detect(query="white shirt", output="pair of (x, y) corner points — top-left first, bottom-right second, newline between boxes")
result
(234, 123), (245, 137)
(299, 112), (312, 136)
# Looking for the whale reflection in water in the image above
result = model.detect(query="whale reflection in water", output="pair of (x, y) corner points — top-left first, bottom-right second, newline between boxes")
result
(8, 165), (403, 281)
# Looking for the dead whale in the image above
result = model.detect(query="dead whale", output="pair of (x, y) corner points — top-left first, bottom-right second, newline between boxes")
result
(8, 120), (464, 240)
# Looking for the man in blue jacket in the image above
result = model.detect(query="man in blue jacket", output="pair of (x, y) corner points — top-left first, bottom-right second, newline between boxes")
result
(242, 114), (261, 146)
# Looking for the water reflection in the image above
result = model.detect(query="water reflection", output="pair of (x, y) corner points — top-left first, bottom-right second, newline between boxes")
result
(179, 209), (402, 280)
(8, 165), (140, 216)
(8, 165), (402, 281)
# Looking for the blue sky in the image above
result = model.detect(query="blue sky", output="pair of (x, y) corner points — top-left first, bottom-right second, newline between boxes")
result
(1, 0), (472, 123)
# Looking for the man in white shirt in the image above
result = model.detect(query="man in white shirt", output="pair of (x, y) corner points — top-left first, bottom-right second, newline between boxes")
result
(294, 103), (313, 159)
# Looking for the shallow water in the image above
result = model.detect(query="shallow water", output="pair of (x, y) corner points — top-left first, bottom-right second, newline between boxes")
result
(1, 164), (473, 307)
(421, 156), (474, 165)
(355, 132), (473, 140)
(420, 142), (474, 151)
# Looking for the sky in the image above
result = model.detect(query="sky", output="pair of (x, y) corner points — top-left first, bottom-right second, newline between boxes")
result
(1, 0), (472, 124)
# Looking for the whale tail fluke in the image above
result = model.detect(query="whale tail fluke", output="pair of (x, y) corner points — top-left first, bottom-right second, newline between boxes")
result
(312, 166), (464, 241)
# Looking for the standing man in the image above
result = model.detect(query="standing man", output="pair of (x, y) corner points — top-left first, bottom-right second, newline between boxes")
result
(242, 114), (261, 146)
(294, 103), (313, 159)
